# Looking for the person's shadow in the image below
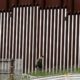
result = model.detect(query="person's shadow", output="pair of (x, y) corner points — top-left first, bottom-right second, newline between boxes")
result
(35, 56), (44, 71)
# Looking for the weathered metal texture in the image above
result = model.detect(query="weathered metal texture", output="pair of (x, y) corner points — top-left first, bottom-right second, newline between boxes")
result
(18, 0), (33, 5)
(0, 0), (7, 10)
(75, 0), (80, 11)
(45, 0), (61, 7)
(9, 0), (17, 8)
(63, 0), (72, 12)
(0, 0), (80, 12)
(0, 6), (80, 74)
(35, 0), (44, 7)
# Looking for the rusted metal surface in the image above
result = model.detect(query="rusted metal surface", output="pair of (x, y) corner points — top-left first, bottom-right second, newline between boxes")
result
(35, 0), (44, 8)
(45, 0), (61, 7)
(19, 0), (33, 5)
(0, 0), (7, 10)
(0, 0), (80, 12)
(75, 0), (80, 11)
(9, 0), (17, 8)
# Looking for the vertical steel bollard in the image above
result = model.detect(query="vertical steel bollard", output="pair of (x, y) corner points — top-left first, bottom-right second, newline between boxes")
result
(9, 59), (14, 80)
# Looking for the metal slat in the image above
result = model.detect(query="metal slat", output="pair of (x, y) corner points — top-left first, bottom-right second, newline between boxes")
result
(78, 14), (80, 68)
(76, 14), (79, 71)
(4, 12), (7, 59)
(7, 12), (10, 59)
(8, 16), (12, 59)
(42, 9), (46, 72)
(56, 9), (60, 72)
(0, 12), (2, 58)
(45, 9), (49, 72)
(20, 7), (24, 73)
(49, 9), (52, 73)
(74, 15), (78, 70)
(8, 13), (12, 73)
(39, 10), (42, 58)
(14, 7), (19, 73)
(25, 7), (29, 73)
(70, 15), (74, 72)
(0, 12), (2, 73)
(53, 9), (56, 73)
(4, 12), (7, 72)
(63, 8), (67, 71)
(67, 15), (70, 71)
(60, 9), (63, 71)
(22, 7), (25, 73)
(26, 6), (30, 73)
(35, 6), (39, 72)
(12, 8), (16, 59)
(2, 12), (6, 71)
(28, 7), (32, 73)
(5, 12), (9, 73)
(17, 7), (23, 74)
(31, 7), (35, 73)
(5, 13), (9, 59)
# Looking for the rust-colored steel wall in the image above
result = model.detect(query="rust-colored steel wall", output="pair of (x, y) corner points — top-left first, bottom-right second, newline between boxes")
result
(35, 0), (44, 7)
(19, 0), (33, 5)
(9, 0), (17, 8)
(75, 0), (80, 11)
(45, 0), (61, 7)
(65, 0), (72, 12)
(0, 0), (7, 10)
(0, 0), (80, 13)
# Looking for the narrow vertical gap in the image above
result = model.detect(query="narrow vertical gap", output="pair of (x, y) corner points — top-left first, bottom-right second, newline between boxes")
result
(58, 8), (61, 70)
(65, 11), (68, 69)
(47, 9), (50, 71)
(55, 8), (58, 72)
(41, 9), (43, 57)
(62, 8), (65, 71)
(17, 7), (20, 59)
(7, 12), (10, 59)
(44, 9), (47, 71)
(0, 13), (3, 59)
(51, 8), (54, 70)
(10, 8), (13, 59)
(73, 14), (75, 70)
(37, 8), (40, 59)
(24, 6), (27, 73)
(34, 6), (37, 71)
(69, 14), (72, 71)
(4, 12), (7, 59)
(77, 14), (79, 69)
(13, 8), (17, 59)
